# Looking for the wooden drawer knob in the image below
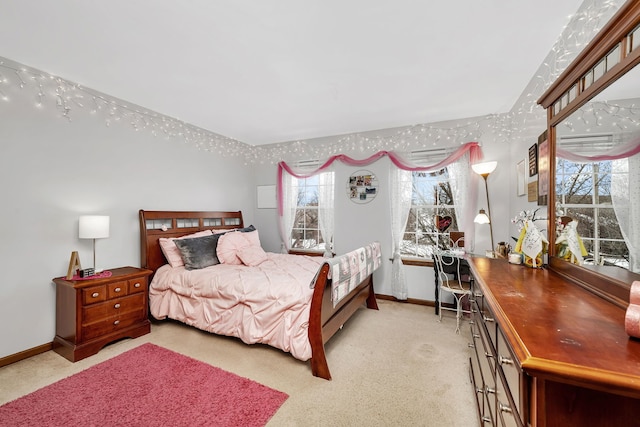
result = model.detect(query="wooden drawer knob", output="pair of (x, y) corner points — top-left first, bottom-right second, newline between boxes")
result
(113, 320), (120, 325)
(92, 292), (99, 298)
(114, 303), (121, 309)
(114, 287), (122, 292)
(133, 282), (141, 288)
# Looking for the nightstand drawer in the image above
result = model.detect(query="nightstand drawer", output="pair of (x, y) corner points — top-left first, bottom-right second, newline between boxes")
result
(107, 281), (128, 299)
(82, 308), (146, 341)
(82, 293), (145, 324)
(82, 285), (106, 305)
(128, 277), (147, 294)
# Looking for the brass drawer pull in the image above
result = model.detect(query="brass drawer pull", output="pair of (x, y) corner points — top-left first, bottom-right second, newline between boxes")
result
(113, 320), (120, 325)
(114, 287), (122, 292)
(92, 292), (99, 298)
(114, 303), (121, 309)
(133, 282), (141, 288)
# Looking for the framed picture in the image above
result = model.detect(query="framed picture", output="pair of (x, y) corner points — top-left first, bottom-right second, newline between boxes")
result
(528, 181), (538, 202)
(528, 143), (538, 177)
(256, 185), (277, 209)
(537, 131), (549, 206)
(516, 159), (526, 196)
(347, 170), (378, 204)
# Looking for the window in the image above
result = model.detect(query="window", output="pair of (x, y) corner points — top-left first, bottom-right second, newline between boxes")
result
(401, 168), (458, 259)
(556, 159), (628, 267)
(290, 172), (334, 251)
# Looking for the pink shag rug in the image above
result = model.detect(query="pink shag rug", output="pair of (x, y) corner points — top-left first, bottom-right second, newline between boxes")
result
(0, 343), (288, 427)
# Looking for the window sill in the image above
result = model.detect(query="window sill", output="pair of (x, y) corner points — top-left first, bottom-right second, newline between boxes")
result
(288, 249), (327, 257)
(400, 257), (434, 267)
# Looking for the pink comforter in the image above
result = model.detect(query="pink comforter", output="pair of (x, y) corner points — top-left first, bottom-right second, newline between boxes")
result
(149, 253), (324, 361)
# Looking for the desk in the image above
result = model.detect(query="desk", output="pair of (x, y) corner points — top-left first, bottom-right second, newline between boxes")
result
(432, 251), (470, 315)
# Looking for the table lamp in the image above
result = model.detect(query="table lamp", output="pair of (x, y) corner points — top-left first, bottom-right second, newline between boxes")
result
(79, 215), (110, 272)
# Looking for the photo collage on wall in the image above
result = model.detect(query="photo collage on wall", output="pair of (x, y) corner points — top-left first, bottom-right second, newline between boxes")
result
(347, 170), (378, 204)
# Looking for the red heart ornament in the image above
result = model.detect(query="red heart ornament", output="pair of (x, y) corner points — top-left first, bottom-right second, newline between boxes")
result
(435, 215), (453, 232)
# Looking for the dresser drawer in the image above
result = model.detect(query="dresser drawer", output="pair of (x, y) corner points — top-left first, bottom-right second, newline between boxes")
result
(497, 327), (521, 416)
(81, 308), (146, 341)
(107, 281), (128, 299)
(82, 285), (106, 305)
(496, 371), (521, 427)
(128, 277), (147, 294)
(82, 293), (145, 324)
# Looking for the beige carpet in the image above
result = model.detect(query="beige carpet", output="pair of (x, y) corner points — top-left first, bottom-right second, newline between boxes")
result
(0, 300), (478, 426)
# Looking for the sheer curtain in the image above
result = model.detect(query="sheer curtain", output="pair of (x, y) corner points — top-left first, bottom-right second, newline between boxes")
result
(279, 171), (299, 253)
(318, 169), (335, 257)
(447, 151), (475, 252)
(389, 167), (413, 300)
(612, 154), (640, 273)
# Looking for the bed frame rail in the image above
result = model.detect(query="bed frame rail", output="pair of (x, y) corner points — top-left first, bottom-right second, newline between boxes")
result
(308, 262), (378, 380)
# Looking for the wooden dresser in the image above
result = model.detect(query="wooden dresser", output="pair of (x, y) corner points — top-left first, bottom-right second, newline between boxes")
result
(467, 257), (640, 427)
(52, 266), (152, 362)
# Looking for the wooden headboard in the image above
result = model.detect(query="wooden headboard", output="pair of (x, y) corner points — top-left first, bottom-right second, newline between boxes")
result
(139, 210), (244, 274)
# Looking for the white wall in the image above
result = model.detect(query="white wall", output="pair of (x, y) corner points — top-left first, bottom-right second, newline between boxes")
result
(0, 78), (254, 359)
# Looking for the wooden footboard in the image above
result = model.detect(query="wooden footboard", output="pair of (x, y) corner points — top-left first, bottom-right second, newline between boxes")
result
(308, 263), (379, 380)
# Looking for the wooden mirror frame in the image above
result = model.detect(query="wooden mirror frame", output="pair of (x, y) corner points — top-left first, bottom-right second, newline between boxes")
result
(538, 0), (640, 309)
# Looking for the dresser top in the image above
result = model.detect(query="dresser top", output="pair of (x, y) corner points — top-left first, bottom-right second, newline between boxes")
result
(53, 266), (152, 288)
(468, 257), (640, 398)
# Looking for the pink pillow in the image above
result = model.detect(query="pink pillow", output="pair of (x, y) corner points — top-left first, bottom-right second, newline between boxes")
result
(237, 245), (268, 266)
(159, 230), (213, 268)
(217, 230), (261, 265)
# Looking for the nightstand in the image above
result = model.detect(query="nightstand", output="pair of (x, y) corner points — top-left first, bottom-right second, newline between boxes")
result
(52, 266), (152, 362)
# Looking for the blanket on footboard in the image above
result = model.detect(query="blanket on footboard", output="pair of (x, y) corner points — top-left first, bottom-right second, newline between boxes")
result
(327, 242), (382, 307)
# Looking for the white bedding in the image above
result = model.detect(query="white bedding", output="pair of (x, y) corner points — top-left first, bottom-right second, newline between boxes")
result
(149, 252), (324, 361)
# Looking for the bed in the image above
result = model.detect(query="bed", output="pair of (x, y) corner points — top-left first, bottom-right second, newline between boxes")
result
(139, 210), (381, 380)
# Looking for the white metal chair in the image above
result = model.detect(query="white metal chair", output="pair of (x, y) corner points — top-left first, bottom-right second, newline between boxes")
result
(433, 249), (471, 333)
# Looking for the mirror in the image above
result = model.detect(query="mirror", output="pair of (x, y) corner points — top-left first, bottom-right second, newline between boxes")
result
(554, 64), (640, 274)
(540, 2), (640, 307)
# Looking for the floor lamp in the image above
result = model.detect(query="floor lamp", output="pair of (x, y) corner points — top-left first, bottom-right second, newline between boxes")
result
(472, 161), (497, 255)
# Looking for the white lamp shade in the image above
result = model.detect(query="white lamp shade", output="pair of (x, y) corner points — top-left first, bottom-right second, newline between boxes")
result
(474, 209), (491, 224)
(79, 215), (110, 239)
(471, 161), (498, 176)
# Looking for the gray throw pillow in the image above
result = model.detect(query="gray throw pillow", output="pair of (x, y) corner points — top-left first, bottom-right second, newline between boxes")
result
(174, 234), (222, 270)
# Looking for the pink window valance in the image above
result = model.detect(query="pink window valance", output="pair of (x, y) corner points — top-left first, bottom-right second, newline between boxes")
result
(556, 137), (640, 162)
(277, 142), (483, 215)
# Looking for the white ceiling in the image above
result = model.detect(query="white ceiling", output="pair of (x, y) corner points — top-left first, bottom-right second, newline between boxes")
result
(1, 1), (585, 145)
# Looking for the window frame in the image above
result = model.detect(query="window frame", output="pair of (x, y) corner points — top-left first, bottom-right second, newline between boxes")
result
(289, 171), (334, 252)
(556, 158), (629, 268)
(401, 168), (459, 261)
